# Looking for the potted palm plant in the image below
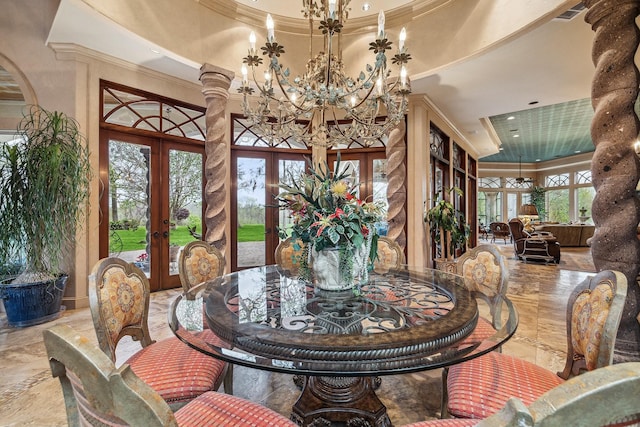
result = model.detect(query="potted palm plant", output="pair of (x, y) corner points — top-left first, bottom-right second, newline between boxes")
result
(0, 106), (92, 327)
(424, 187), (471, 272)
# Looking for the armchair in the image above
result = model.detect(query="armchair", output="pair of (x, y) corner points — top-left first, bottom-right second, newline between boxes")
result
(489, 222), (510, 243)
(508, 218), (560, 264)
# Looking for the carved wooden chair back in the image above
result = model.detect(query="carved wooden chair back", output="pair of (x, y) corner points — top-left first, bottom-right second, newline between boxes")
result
(455, 244), (509, 329)
(274, 237), (306, 275)
(373, 236), (406, 273)
(560, 269), (627, 377)
(178, 240), (225, 294)
(43, 324), (297, 427)
(88, 257), (153, 361)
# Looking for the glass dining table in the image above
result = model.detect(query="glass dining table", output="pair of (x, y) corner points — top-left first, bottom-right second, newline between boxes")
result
(169, 265), (518, 427)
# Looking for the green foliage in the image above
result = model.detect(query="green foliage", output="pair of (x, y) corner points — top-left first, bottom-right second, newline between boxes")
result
(531, 186), (547, 221)
(276, 156), (383, 255)
(0, 106), (92, 278)
(424, 187), (470, 258)
(276, 155), (383, 279)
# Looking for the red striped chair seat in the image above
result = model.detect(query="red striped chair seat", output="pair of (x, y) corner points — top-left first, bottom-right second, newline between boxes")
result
(175, 391), (295, 426)
(125, 336), (226, 405)
(446, 352), (564, 419)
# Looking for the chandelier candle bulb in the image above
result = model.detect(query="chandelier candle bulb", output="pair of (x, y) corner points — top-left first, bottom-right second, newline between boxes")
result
(399, 27), (406, 50)
(249, 31), (256, 52)
(329, 0), (336, 17)
(378, 10), (385, 38)
(266, 14), (274, 42)
(400, 66), (407, 88)
(241, 64), (248, 86)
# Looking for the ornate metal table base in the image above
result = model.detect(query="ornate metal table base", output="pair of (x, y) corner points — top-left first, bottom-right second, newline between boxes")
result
(291, 376), (391, 427)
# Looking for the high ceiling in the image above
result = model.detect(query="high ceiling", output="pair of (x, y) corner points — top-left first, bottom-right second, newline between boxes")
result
(3, 0), (598, 164)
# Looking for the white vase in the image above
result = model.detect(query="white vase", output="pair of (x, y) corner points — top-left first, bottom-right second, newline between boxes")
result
(310, 240), (371, 291)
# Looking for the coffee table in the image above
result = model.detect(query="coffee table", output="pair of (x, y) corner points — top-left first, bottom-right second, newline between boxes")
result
(169, 265), (518, 426)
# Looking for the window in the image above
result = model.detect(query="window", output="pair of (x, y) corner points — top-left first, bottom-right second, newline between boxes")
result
(546, 173), (569, 187)
(479, 177), (501, 189)
(575, 169), (594, 223)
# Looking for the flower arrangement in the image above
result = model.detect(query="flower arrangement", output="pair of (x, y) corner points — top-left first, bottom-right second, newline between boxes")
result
(276, 157), (385, 283)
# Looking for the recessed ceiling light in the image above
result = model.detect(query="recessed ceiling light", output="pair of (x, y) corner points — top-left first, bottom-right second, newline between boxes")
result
(362, 2), (371, 11)
(536, 159), (541, 162)
(575, 150), (581, 153)
(150, 48), (161, 54)
(499, 147), (504, 151)
(513, 134), (520, 138)
(507, 116), (515, 120)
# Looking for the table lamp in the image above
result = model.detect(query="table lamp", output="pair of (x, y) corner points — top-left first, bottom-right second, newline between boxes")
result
(518, 204), (539, 233)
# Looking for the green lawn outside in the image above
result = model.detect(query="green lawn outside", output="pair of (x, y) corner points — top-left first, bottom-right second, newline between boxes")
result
(112, 224), (265, 252)
(112, 226), (200, 252)
(237, 224), (265, 242)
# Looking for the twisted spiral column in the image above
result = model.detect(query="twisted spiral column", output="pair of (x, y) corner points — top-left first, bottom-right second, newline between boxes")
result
(385, 118), (407, 251)
(200, 64), (234, 255)
(584, 0), (640, 362)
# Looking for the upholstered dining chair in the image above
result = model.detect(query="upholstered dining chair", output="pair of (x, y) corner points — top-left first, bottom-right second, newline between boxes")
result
(404, 362), (640, 427)
(439, 244), (510, 417)
(178, 240), (225, 293)
(176, 240), (234, 393)
(443, 269), (627, 420)
(373, 236), (406, 273)
(274, 237), (306, 275)
(43, 324), (297, 427)
(88, 257), (229, 410)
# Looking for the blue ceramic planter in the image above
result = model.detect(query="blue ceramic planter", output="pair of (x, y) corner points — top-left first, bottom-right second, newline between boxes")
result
(0, 275), (68, 327)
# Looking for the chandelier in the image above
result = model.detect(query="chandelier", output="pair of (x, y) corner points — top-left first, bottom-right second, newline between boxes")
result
(238, 0), (411, 147)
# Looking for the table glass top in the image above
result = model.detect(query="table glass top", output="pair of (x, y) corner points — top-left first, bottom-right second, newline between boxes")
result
(169, 265), (518, 376)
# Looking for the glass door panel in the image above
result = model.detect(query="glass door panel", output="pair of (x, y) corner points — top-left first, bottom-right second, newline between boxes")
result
(107, 139), (152, 275)
(278, 158), (307, 240)
(372, 158), (388, 235)
(167, 148), (204, 277)
(235, 156), (267, 269)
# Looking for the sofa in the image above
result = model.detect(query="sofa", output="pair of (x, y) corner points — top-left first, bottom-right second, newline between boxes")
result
(533, 224), (595, 247)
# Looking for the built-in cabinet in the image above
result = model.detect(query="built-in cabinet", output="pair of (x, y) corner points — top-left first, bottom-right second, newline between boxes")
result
(428, 124), (478, 265)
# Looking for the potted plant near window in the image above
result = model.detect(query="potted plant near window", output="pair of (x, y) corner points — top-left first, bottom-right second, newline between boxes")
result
(0, 106), (92, 327)
(424, 187), (471, 272)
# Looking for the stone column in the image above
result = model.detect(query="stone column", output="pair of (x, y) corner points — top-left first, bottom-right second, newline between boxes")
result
(584, 0), (640, 362)
(386, 118), (407, 251)
(200, 64), (234, 255)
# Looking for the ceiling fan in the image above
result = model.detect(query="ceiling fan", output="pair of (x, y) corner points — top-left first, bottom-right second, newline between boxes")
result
(515, 156), (533, 184)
